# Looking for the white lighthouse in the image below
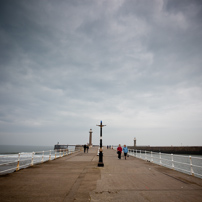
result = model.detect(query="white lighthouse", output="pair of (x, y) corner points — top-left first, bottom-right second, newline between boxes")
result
(134, 137), (136, 147)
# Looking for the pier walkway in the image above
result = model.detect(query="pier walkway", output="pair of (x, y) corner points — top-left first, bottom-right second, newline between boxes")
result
(0, 147), (202, 201)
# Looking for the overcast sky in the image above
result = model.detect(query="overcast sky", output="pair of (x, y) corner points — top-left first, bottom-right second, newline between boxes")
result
(0, 0), (202, 147)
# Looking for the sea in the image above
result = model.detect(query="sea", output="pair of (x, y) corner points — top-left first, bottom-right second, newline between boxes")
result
(0, 145), (75, 175)
(0, 145), (54, 154)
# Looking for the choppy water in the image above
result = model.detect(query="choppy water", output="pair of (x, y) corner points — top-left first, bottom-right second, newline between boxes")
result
(0, 145), (54, 154)
(0, 145), (75, 175)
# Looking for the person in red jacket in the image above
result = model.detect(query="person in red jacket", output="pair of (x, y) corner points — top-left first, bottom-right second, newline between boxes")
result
(117, 144), (122, 159)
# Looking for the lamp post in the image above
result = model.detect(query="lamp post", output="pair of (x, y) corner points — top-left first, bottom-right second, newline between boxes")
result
(89, 129), (93, 146)
(96, 120), (106, 167)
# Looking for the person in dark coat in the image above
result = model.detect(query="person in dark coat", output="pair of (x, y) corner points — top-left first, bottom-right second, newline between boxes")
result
(117, 144), (122, 159)
(84, 144), (86, 153)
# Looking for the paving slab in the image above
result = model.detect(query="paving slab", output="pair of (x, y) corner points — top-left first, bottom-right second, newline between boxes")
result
(0, 147), (202, 202)
(0, 147), (100, 202)
(90, 148), (202, 202)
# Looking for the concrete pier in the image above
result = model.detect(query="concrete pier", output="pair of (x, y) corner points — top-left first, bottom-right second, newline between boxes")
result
(0, 147), (202, 201)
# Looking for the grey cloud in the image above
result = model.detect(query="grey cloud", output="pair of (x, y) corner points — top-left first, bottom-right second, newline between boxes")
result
(0, 0), (202, 146)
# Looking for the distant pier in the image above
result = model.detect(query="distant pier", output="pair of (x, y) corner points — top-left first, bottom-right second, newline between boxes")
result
(54, 144), (83, 151)
(128, 146), (202, 155)
(54, 144), (68, 150)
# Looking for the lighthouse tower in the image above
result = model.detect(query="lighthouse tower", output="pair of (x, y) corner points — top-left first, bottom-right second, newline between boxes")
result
(134, 137), (136, 147)
(89, 129), (93, 146)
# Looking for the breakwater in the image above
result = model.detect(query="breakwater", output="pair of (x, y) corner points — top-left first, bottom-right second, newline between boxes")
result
(54, 144), (68, 150)
(54, 144), (83, 151)
(127, 146), (202, 154)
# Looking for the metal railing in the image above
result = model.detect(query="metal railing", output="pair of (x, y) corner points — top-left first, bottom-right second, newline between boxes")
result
(0, 149), (77, 175)
(128, 149), (202, 179)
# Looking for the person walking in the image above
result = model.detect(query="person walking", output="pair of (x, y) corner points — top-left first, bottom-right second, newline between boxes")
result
(122, 145), (128, 160)
(86, 145), (89, 153)
(117, 144), (122, 159)
(84, 144), (86, 153)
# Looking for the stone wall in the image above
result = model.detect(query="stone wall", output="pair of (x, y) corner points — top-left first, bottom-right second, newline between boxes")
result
(127, 146), (202, 155)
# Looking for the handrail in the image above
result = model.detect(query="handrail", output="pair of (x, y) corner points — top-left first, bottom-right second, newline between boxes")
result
(0, 148), (77, 175)
(128, 149), (202, 179)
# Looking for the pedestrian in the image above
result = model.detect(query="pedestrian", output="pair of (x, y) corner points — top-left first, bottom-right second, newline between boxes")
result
(117, 144), (122, 159)
(84, 144), (86, 153)
(122, 145), (128, 160)
(86, 145), (89, 153)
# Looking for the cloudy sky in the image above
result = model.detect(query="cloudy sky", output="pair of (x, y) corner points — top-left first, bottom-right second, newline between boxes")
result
(0, 0), (202, 147)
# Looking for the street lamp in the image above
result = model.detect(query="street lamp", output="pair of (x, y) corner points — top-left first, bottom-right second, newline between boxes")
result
(96, 120), (106, 167)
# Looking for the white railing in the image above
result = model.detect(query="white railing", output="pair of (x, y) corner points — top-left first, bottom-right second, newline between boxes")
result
(128, 149), (202, 179)
(0, 149), (77, 175)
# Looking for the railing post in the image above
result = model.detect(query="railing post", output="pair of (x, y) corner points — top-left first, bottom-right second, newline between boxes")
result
(16, 153), (20, 171)
(31, 152), (34, 166)
(171, 154), (174, 169)
(159, 152), (162, 165)
(151, 151), (153, 163)
(145, 150), (147, 160)
(189, 156), (194, 176)
(42, 151), (44, 163)
(66, 149), (68, 155)
(49, 150), (51, 160)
